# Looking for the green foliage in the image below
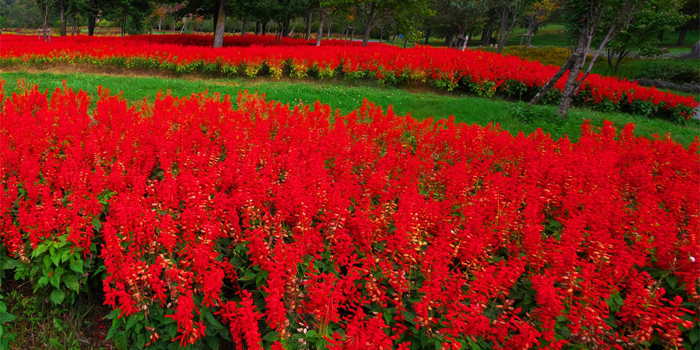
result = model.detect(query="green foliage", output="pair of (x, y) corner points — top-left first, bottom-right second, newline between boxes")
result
(3, 0), (41, 28)
(0, 294), (15, 350)
(5, 233), (97, 306)
(508, 102), (558, 124)
(3, 284), (103, 350)
(605, 0), (688, 71)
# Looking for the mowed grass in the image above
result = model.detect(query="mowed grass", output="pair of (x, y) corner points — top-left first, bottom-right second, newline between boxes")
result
(2, 71), (699, 146)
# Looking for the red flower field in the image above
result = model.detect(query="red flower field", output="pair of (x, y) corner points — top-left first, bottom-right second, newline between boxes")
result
(1, 34), (697, 121)
(1, 80), (698, 349)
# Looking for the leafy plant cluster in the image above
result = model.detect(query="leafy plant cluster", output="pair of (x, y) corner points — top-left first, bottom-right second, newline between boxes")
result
(0, 81), (698, 350)
(1, 34), (697, 122)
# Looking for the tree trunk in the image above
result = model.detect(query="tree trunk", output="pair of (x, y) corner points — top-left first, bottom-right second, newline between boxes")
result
(262, 21), (268, 35)
(556, 53), (585, 118)
(305, 11), (313, 40)
(613, 50), (626, 72)
(607, 49), (614, 70)
(379, 26), (383, 42)
(88, 13), (96, 36)
(122, 13), (127, 37)
(676, 28), (688, 46)
(327, 17), (332, 39)
(316, 7), (325, 46)
(255, 21), (260, 35)
(529, 55), (576, 105)
(482, 27), (493, 46)
(241, 17), (248, 35)
(445, 26), (455, 47)
(529, 20), (591, 108)
(59, 0), (67, 36)
(496, 4), (522, 54)
(424, 27), (431, 45)
(213, 0), (226, 48)
(455, 28), (467, 50)
(657, 31), (664, 44)
(524, 19), (536, 47)
(363, 25), (372, 46)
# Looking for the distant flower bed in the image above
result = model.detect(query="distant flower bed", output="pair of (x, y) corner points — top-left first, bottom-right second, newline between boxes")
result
(2, 34), (697, 121)
(2, 27), (122, 36)
(129, 33), (382, 47)
(1, 81), (698, 349)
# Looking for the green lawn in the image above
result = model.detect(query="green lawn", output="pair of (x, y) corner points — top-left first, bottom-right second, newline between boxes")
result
(3, 71), (698, 146)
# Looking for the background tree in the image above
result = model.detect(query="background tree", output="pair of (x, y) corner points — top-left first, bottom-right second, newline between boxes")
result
(521, 0), (560, 46)
(328, 0), (433, 46)
(605, 0), (687, 72)
(530, 0), (646, 117)
(431, 0), (488, 49)
(675, 0), (698, 45)
(493, 0), (531, 53)
(105, 0), (152, 36)
(3, 0), (42, 28)
(33, 0), (55, 40)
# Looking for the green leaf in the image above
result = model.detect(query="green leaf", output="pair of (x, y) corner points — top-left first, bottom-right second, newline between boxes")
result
(262, 331), (279, 342)
(50, 272), (62, 288)
(31, 244), (49, 258)
(135, 333), (146, 349)
(383, 309), (392, 325)
(105, 309), (120, 320)
(37, 276), (49, 288)
(205, 336), (220, 349)
(666, 275), (678, 289)
(0, 313), (15, 324)
(605, 293), (624, 313)
(113, 331), (128, 350)
(3, 260), (19, 270)
(92, 264), (106, 277)
(50, 252), (61, 267)
(604, 316), (617, 328)
(63, 274), (80, 291)
(50, 289), (66, 305)
(689, 328), (700, 344)
(61, 250), (72, 263)
(126, 315), (139, 331)
(204, 312), (225, 331)
(43, 255), (53, 269)
(92, 217), (102, 231)
(70, 260), (83, 274)
(106, 326), (117, 340)
(403, 311), (416, 325)
(168, 323), (177, 338)
(306, 330), (318, 339)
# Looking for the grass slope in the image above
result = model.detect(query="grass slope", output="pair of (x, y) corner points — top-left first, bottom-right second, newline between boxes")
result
(2, 71), (698, 146)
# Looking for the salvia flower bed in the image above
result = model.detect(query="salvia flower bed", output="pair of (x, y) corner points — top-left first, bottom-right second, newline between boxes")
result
(1, 34), (697, 122)
(0, 81), (698, 350)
